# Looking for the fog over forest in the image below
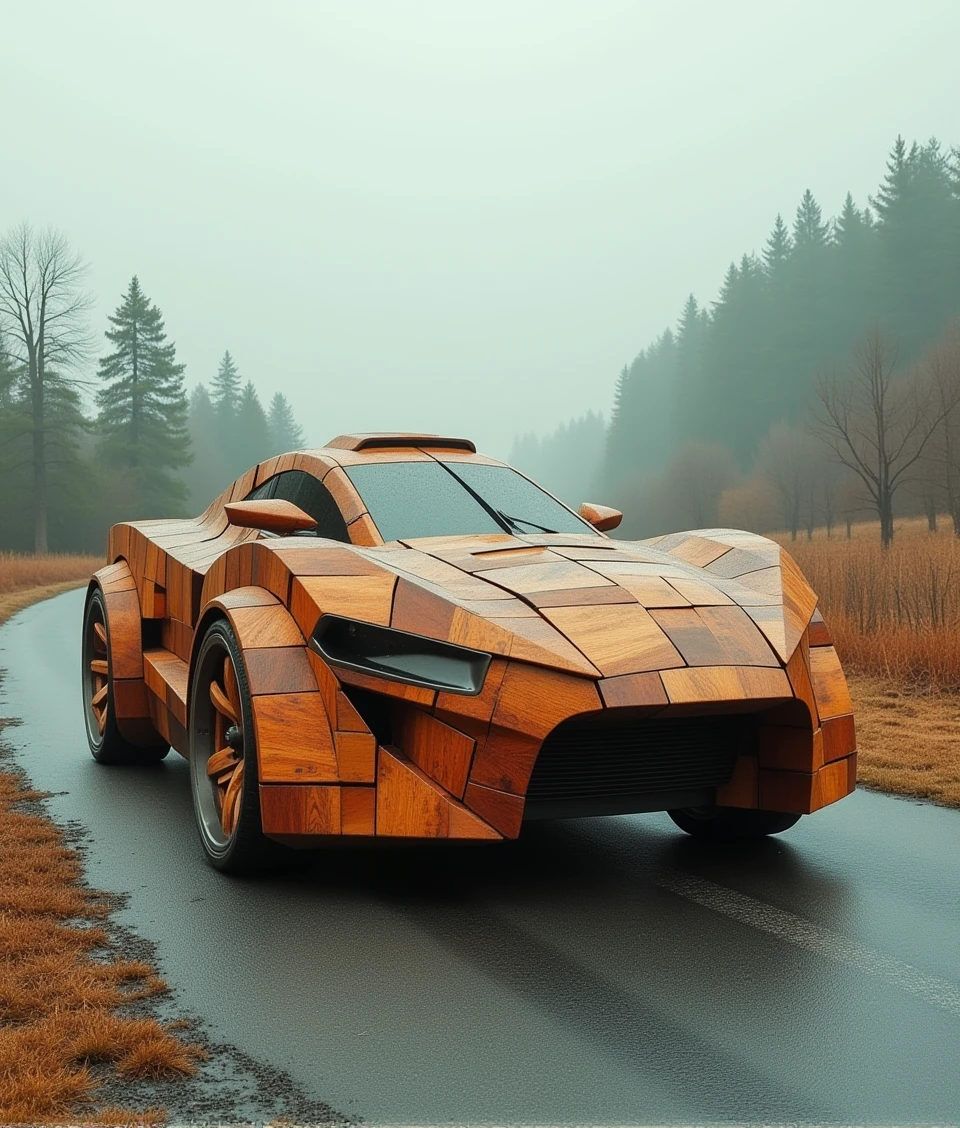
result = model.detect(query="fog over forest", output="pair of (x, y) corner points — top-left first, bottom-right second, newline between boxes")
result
(2, 3), (959, 551)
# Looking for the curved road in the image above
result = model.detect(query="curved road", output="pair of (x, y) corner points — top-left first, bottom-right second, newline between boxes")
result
(2, 589), (960, 1125)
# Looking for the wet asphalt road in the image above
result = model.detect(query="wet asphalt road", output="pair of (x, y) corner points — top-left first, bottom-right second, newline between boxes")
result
(2, 589), (960, 1126)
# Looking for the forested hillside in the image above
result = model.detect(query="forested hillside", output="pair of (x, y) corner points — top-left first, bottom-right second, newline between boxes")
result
(0, 226), (307, 553)
(514, 137), (960, 541)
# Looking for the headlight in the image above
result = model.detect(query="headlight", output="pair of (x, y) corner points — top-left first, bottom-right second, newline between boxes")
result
(310, 615), (491, 696)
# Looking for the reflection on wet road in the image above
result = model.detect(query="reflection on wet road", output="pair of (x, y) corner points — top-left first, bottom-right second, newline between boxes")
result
(2, 590), (959, 1125)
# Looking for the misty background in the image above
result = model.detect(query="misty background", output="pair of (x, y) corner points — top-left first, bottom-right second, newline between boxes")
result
(2, 2), (960, 551)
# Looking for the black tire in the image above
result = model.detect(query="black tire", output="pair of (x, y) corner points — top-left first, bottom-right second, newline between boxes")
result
(668, 805), (801, 840)
(82, 587), (169, 765)
(189, 618), (285, 874)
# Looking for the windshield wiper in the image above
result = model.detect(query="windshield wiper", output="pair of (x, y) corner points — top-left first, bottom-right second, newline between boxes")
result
(495, 509), (557, 534)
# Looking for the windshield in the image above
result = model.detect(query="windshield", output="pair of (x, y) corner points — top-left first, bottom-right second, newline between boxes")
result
(343, 461), (598, 543)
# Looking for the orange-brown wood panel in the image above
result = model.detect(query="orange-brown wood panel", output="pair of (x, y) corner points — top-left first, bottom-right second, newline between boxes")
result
(100, 585), (143, 680)
(660, 665), (792, 705)
(598, 671), (668, 710)
(715, 754), (759, 808)
(306, 649), (340, 718)
(664, 577), (736, 606)
(225, 499), (316, 532)
(808, 607), (832, 648)
(228, 603), (305, 650)
(340, 786), (376, 835)
(290, 574), (397, 638)
(335, 689), (366, 731)
(259, 784), (341, 836)
(822, 713), (856, 763)
(375, 746), (448, 836)
(268, 544), (382, 577)
(111, 678), (152, 726)
(214, 586), (279, 611)
(601, 575), (689, 608)
(468, 729), (541, 796)
(666, 536), (732, 569)
(816, 753), (857, 807)
(501, 615), (602, 676)
(390, 577), (456, 639)
(323, 469), (367, 525)
(758, 724), (824, 772)
(347, 513), (383, 546)
(434, 656), (508, 739)
(526, 585), (637, 608)
(759, 767), (816, 814)
(334, 731), (377, 783)
(444, 607), (513, 656)
(463, 781), (524, 837)
(786, 639), (819, 727)
(480, 559), (613, 596)
(491, 662), (603, 743)
(334, 664), (437, 708)
(142, 649), (189, 726)
(392, 705), (475, 798)
(243, 646), (318, 696)
(541, 603), (684, 677)
(809, 645), (853, 720)
(252, 693), (340, 783)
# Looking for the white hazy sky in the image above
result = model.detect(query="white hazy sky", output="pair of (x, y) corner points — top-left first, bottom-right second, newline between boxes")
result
(2, 1), (958, 457)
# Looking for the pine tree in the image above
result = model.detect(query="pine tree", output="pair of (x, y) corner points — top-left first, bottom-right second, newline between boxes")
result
(95, 276), (191, 518)
(210, 350), (242, 421)
(234, 381), (271, 465)
(792, 189), (830, 252)
(762, 214), (793, 280)
(267, 392), (305, 454)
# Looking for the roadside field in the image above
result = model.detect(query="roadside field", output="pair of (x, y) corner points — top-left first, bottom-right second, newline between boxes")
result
(0, 552), (102, 627)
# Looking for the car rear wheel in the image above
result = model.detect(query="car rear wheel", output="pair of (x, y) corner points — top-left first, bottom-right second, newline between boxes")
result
(668, 805), (801, 839)
(82, 587), (169, 765)
(189, 619), (283, 874)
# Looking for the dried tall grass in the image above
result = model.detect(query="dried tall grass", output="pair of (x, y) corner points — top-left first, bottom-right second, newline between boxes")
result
(0, 756), (204, 1123)
(778, 523), (960, 691)
(0, 551), (102, 594)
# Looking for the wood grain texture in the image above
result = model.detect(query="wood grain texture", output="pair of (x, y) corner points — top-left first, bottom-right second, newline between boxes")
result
(348, 512), (383, 546)
(526, 585), (637, 608)
(334, 731), (377, 783)
(809, 645), (853, 720)
(100, 585), (144, 680)
(666, 536), (732, 569)
(290, 574), (397, 637)
(760, 751), (856, 814)
(808, 607), (831, 647)
(665, 577), (735, 606)
(786, 639), (819, 727)
(598, 671), (668, 710)
(227, 603), (305, 650)
(335, 689), (368, 732)
(334, 663), (437, 707)
(259, 784), (341, 835)
(434, 656), (508, 737)
(490, 662), (603, 742)
(392, 705), (475, 798)
(375, 746), (500, 838)
(389, 577), (456, 638)
(821, 712), (856, 763)
(715, 754), (759, 808)
(463, 781), (524, 837)
(577, 502), (622, 532)
(243, 646), (318, 696)
(649, 606), (777, 668)
(480, 559), (613, 596)
(340, 786), (376, 835)
(660, 665), (792, 705)
(540, 603), (684, 677)
(758, 724), (823, 772)
(142, 649), (189, 726)
(252, 692), (340, 782)
(224, 498), (317, 532)
(602, 575), (690, 608)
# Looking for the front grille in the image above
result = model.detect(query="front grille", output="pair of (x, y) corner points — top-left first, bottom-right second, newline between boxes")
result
(524, 713), (750, 819)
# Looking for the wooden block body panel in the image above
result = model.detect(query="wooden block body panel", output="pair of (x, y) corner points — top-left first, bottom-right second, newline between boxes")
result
(252, 693), (340, 782)
(376, 748), (500, 839)
(392, 706), (475, 798)
(260, 784), (341, 836)
(809, 645), (854, 720)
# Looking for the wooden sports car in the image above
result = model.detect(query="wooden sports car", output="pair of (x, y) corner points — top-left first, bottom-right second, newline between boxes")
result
(82, 433), (856, 871)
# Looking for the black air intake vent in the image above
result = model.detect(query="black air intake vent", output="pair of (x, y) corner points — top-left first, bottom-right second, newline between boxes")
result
(525, 713), (750, 819)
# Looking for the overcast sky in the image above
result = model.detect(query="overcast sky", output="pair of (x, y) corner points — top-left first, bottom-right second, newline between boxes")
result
(2, 1), (958, 457)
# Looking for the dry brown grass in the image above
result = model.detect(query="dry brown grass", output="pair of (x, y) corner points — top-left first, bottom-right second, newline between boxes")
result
(0, 751), (204, 1124)
(777, 522), (960, 692)
(0, 552), (102, 630)
(849, 673), (960, 807)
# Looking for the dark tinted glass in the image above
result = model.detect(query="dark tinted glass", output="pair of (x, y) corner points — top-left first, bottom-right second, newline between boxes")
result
(247, 471), (350, 542)
(443, 462), (596, 535)
(344, 462), (504, 542)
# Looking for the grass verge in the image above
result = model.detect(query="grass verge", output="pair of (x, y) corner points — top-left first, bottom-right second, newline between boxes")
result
(849, 673), (960, 809)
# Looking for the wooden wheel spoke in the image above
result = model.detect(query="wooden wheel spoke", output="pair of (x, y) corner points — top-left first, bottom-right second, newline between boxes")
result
(224, 657), (241, 719)
(97, 705), (107, 734)
(220, 761), (244, 836)
(91, 684), (108, 709)
(209, 680), (238, 724)
(90, 659), (109, 677)
(93, 621), (107, 651)
(207, 746), (239, 778)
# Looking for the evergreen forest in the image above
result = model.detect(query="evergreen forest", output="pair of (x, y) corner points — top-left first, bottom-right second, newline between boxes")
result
(0, 234), (307, 553)
(514, 136), (960, 542)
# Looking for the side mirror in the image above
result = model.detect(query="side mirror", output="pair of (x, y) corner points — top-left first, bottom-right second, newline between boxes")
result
(225, 499), (317, 534)
(578, 502), (622, 532)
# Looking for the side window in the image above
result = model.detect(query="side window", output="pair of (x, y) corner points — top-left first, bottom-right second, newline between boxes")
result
(253, 471), (350, 542)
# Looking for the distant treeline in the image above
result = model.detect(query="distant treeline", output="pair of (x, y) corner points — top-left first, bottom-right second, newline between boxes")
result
(0, 228), (307, 554)
(513, 136), (960, 541)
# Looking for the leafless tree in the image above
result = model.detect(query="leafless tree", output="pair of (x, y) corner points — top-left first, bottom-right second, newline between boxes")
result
(0, 223), (94, 552)
(813, 329), (956, 548)
(756, 422), (820, 541)
(925, 322), (960, 537)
